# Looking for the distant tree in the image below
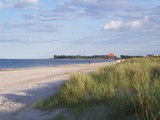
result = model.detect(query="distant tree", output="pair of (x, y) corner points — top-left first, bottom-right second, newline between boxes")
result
(54, 55), (109, 59)
(120, 55), (144, 59)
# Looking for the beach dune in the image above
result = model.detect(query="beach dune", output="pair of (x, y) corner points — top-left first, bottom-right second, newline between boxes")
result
(0, 62), (113, 120)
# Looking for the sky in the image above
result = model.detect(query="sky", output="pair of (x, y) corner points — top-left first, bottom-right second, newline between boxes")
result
(0, 0), (160, 58)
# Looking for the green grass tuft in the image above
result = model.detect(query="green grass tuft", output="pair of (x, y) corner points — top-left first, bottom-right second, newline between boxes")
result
(37, 58), (160, 120)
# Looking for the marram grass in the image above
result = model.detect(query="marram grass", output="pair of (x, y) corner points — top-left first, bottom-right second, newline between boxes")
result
(37, 58), (160, 120)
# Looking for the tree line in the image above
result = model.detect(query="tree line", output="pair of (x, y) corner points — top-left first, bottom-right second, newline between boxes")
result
(54, 55), (116, 59)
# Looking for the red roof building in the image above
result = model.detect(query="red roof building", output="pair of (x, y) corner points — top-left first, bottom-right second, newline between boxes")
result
(109, 53), (114, 59)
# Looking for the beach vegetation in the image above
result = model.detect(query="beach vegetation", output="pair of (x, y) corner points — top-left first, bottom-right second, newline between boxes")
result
(37, 58), (160, 120)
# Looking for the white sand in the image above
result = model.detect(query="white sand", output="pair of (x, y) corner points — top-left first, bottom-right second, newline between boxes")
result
(0, 62), (114, 120)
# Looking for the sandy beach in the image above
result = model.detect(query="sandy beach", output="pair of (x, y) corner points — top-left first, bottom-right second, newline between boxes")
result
(0, 62), (113, 120)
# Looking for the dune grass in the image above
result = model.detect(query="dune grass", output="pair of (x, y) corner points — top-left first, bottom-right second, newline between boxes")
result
(37, 58), (160, 120)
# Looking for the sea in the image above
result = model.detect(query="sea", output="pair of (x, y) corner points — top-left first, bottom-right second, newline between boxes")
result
(0, 59), (111, 70)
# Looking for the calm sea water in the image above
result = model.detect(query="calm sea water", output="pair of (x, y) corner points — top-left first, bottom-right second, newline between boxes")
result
(0, 59), (110, 69)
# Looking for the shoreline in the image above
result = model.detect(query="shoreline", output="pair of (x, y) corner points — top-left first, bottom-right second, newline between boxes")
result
(0, 61), (112, 72)
(0, 60), (112, 71)
(0, 62), (115, 120)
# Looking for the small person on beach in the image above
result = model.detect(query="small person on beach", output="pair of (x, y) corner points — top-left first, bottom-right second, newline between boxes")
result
(89, 62), (91, 65)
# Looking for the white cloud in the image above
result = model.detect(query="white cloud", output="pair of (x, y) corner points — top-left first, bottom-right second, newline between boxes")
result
(18, 0), (39, 4)
(0, 1), (14, 9)
(15, 0), (39, 8)
(76, 0), (97, 3)
(144, 16), (149, 22)
(128, 21), (142, 28)
(0, 1), (4, 8)
(0, 0), (39, 9)
(103, 16), (149, 30)
(104, 21), (123, 30)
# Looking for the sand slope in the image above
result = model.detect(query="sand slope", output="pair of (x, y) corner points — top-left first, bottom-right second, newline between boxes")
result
(0, 62), (113, 120)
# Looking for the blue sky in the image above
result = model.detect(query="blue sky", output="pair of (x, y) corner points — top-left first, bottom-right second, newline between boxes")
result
(0, 0), (160, 58)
